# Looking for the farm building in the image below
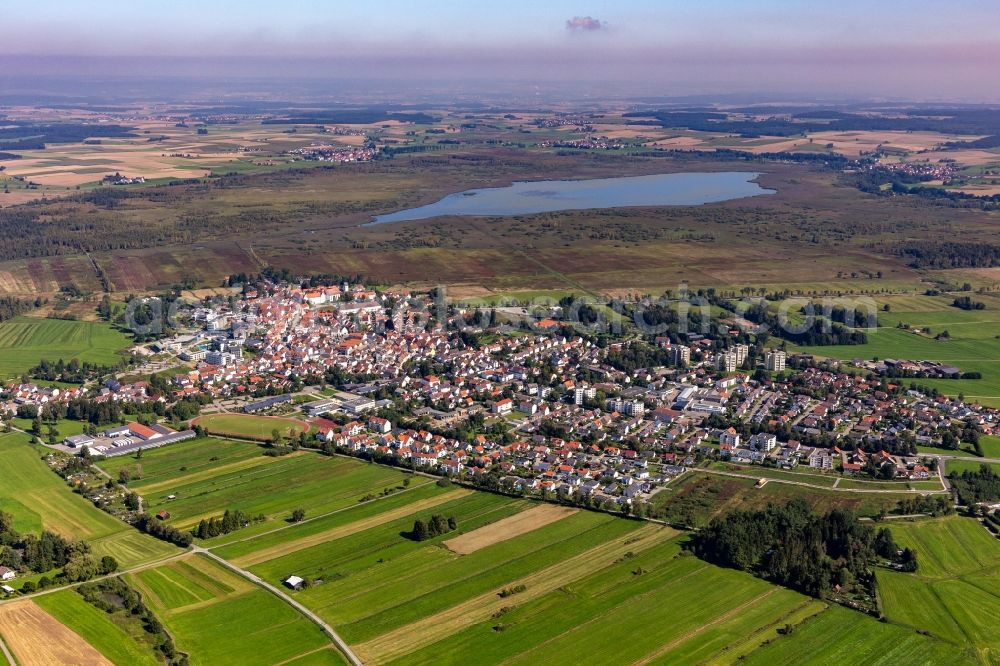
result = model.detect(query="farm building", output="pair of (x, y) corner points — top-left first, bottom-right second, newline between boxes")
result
(283, 575), (305, 590)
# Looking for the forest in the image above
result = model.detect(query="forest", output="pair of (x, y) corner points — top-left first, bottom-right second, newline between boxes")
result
(0, 121), (136, 151)
(690, 500), (913, 599)
(895, 241), (1000, 269)
(949, 464), (1000, 505)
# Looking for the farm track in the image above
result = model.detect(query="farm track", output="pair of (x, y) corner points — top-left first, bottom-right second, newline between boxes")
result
(698, 467), (949, 494)
(354, 522), (677, 664)
(230, 488), (472, 567)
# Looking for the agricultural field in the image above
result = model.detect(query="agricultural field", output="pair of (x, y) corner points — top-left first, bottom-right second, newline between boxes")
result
(202, 477), (971, 665)
(876, 516), (1000, 662)
(34, 590), (162, 666)
(795, 292), (1000, 406)
(191, 413), (309, 440)
(98, 436), (266, 486)
(740, 604), (970, 665)
(0, 316), (132, 379)
(0, 432), (176, 568)
(127, 554), (342, 666)
(0, 599), (114, 666)
(103, 440), (413, 534)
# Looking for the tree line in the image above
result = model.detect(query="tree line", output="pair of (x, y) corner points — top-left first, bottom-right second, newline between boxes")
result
(192, 509), (266, 539)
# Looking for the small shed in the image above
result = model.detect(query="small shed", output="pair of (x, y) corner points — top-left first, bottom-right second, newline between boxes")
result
(283, 575), (305, 590)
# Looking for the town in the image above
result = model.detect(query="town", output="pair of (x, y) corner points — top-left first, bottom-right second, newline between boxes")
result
(4, 275), (992, 515)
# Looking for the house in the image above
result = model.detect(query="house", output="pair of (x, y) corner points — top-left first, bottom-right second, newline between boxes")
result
(718, 428), (741, 447)
(0, 566), (15, 581)
(368, 417), (392, 434)
(493, 398), (513, 415)
(283, 575), (305, 590)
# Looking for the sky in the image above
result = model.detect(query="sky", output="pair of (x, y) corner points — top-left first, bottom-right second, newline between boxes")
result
(5, 0), (1000, 100)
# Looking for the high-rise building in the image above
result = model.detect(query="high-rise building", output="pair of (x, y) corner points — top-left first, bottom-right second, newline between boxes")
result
(670, 345), (691, 366)
(765, 349), (787, 372)
(716, 349), (738, 372)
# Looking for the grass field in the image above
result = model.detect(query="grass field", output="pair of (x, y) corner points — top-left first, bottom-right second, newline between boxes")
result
(197, 469), (970, 664)
(128, 554), (342, 666)
(98, 436), (266, 489)
(191, 413), (309, 440)
(0, 316), (131, 379)
(109, 441), (413, 534)
(34, 590), (162, 666)
(876, 516), (1000, 662)
(649, 472), (914, 526)
(945, 459), (1000, 476)
(794, 293), (1000, 406)
(707, 461), (840, 487)
(0, 432), (176, 568)
(0, 600), (113, 666)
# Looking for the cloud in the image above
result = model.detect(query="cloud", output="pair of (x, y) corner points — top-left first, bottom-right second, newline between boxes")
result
(566, 16), (603, 32)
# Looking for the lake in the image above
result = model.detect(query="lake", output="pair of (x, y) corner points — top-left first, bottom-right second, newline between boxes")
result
(369, 171), (774, 224)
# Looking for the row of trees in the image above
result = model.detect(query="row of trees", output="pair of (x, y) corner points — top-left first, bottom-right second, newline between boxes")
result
(192, 509), (266, 539)
(136, 515), (193, 547)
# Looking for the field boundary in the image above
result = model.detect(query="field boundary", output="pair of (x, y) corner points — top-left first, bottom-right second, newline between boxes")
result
(230, 488), (472, 567)
(353, 522), (677, 663)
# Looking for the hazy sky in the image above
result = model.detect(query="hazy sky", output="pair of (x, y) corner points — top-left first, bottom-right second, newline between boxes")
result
(6, 0), (1000, 99)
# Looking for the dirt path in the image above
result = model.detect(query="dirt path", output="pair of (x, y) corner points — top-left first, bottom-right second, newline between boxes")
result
(699, 467), (948, 494)
(354, 522), (678, 664)
(231, 489), (472, 567)
(0, 600), (113, 666)
(444, 504), (576, 554)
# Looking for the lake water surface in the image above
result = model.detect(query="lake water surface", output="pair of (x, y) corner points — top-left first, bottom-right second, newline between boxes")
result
(369, 171), (774, 224)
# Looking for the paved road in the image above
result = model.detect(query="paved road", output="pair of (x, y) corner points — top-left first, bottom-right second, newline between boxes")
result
(192, 547), (363, 666)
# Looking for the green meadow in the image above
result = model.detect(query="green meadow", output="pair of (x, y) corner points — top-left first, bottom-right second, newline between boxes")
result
(0, 316), (131, 379)
(794, 293), (1000, 406)
(198, 465), (973, 665)
(876, 516), (1000, 662)
(193, 413), (307, 439)
(0, 432), (175, 568)
(128, 555), (338, 666)
(119, 443), (412, 533)
(34, 589), (162, 666)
